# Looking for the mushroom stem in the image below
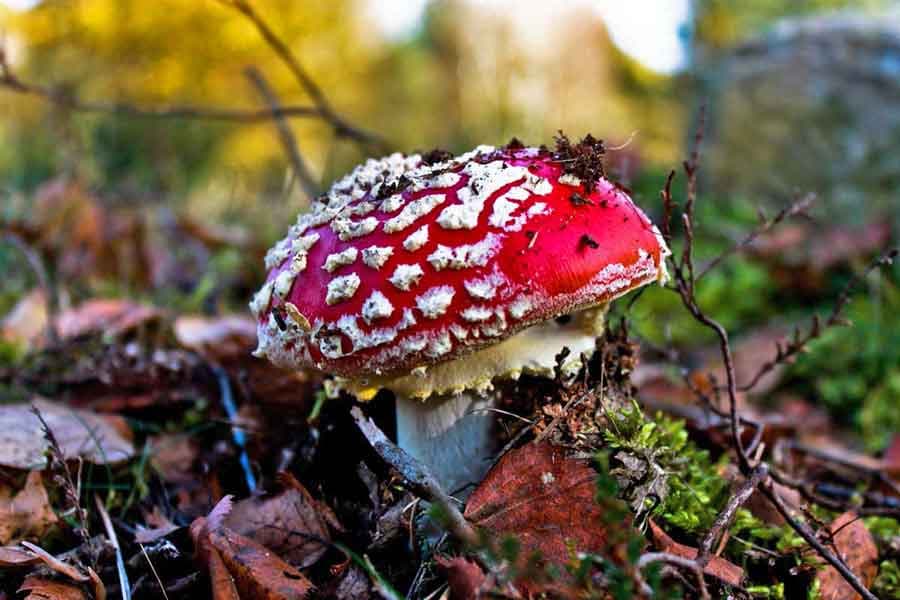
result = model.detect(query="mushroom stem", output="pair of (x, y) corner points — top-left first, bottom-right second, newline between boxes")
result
(395, 391), (496, 496)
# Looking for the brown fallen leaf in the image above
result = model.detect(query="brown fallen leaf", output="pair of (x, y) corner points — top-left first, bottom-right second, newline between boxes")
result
(149, 434), (199, 485)
(464, 442), (607, 564)
(0, 471), (58, 545)
(19, 576), (88, 600)
(815, 512), (878, 600)
(174, 314), (258, 358)
(191, 496), (314, 600)
(54, 299), (163, 341)
(437, 556), (487, 600)
(0, 545), (40, 568)
(0, 398), (134, 469)
(222, 472), (332, 568)
(648, 520), (744, 587)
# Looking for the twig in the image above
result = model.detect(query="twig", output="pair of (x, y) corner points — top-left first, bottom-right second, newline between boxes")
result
(244, 66), (319, 198)
(697, 463), (768, 567)
(218, 0), (386, 150)
(351, 407), (478, 546)
(760, 482), (878, 600)
(1, 230), (60, 345)
(0, 68), (323, 122)
(664, 115), (885, 597)
(635, 552), (711, 600)
(696, 193), (815, 280)
(95, 495), (131, 600)
(732, 248), (898, 393)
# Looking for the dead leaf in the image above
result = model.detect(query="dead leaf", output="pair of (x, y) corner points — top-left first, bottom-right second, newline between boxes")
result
(191, 497), (314, 600)
(0, 471), (58, 545)
(0, 545), (40, 568)
(19, 576), (88, 600)
(222, 472), (331, 568)
(149, 434), (199, 484)
(815, 512), (878, 600)
(134, 506), (180, 544)
(464, 442), (607, 564)
(209, 527), (314, 600)
(54, 299), (163, 341)
(648, 520), (744, 587)
(0, 398), (134, 469)
(437, 556), (487, 600)
(1, 290), (48, 347)
(174, 314), (258, 358)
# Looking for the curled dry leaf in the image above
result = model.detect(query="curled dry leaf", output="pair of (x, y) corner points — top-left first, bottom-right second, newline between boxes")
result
(0, 398), (134, 469)
(815, 512), (878, 600)
(648, 520), (744, 587)
(19, 576), (89, 600)
(0, 471), (58, 545)
(222, 472), (332, 568)
(464, 442), (607, 564)
(191, 497), (314, 600)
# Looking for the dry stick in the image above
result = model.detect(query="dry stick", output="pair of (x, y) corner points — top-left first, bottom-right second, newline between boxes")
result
(218, 0), (386, 150)
(696, 193), (816, 281)
(1, 230), (60, 345)
(244, 66), (319, 198)
(665, 126), (883, 597)
(697, 463), (768, 568)
(635, 552), (711, 600)
(350, 407), (478, 546)
(95, 495), (132, 600)
(760, 482), (878, 600)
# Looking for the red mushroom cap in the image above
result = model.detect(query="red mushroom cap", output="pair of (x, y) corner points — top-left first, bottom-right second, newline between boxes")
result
(251, 142), (668, 377)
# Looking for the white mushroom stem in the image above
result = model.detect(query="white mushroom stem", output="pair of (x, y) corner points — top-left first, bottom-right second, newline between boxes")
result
(395, 390), (496, 496)
(344, 306), (609, 495)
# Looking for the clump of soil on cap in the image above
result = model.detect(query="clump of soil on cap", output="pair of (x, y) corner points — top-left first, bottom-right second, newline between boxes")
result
(420, 148), (454, 165)
(553, 131), (606, 194)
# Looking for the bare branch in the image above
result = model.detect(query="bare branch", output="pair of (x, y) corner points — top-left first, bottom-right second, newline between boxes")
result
(696, 193), (816, 280)
(0, 67), (324, 122)
(244, 66), (320, 199)
(760, 482), (878, 600)
(219, 0), (387, 151)
(733, 248), (897, 393)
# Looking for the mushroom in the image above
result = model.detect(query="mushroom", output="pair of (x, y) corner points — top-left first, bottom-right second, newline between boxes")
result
(251, 139), (669, 494)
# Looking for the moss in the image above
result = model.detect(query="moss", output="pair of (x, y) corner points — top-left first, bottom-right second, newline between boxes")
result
(603, 401), (732, 533)
(873, 560), (900, 599)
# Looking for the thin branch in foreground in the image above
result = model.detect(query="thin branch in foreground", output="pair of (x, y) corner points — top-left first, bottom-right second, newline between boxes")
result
(351, 406), (478, 547)
(244, 66), (320, 198)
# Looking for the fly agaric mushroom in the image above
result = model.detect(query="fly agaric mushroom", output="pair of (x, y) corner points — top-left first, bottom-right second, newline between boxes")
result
(251, 137), (669, 493)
